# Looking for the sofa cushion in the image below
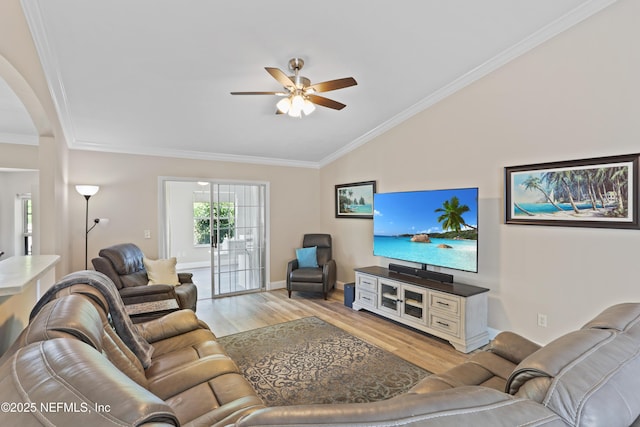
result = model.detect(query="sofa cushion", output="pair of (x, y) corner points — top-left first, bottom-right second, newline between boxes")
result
(507, 327), (640, 427)
(168, 377), (264, 426)
(410, 351), (516, 394)
(144, 257), (181, 286)
(99, 243), (145, 275)
(582, 302), (640, 331)
(296, 246), (318, 268)
(302, 234), (332, 266)
(289, 267), (324, 283)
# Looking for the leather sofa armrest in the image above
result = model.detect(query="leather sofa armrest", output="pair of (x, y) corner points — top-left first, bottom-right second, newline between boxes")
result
(178, 272), (193, 284)
(136, 309), (209, 343)
(234, 386), (564, 427)
(0, 339), (179, 427)
(488, 331), (541, 365)
(118, 283), (179, 306)
(286, 259), (298, 282)
(322, 259), (336, 286)
(120, 283), (176, 297)
(147, 356), (239, 400)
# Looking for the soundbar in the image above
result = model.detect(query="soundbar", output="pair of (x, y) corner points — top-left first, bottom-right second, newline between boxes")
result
(388, 263), (454, 283)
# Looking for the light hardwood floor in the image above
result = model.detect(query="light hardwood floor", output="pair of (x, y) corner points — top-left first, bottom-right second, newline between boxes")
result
(196, 288), (470, 374)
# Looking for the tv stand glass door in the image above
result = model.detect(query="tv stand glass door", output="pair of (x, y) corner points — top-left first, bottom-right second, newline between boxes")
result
(379, 281), (400, 315)
(402, 285), (427, 324)
(379, 280), (428, 324)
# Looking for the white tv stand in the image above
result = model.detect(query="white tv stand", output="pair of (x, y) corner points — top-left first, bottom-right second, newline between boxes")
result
(353, 266), (489, 353)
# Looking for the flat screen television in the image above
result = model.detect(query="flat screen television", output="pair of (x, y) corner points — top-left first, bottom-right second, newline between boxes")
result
(373, 187), (478, 273)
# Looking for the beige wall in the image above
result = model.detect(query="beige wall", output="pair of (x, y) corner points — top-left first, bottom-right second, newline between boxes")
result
(1, 0), (70, 273)
(68, 150), (321, 284)
(321, 0), (640, 344)
(0, 143), (38, 169)
(2, 0), (639, 346)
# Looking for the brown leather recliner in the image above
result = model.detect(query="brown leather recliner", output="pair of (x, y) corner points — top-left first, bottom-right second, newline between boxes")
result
(286, 234), (336, 300)
(92, 243), (197, 313)
(0, 276), (264, 427)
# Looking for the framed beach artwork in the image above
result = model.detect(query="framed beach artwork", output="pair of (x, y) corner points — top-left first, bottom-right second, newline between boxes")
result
(335, 181), (376, 219)
(505, 154), (640, 229)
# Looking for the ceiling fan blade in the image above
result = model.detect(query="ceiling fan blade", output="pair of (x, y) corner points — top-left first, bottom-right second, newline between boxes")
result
(307, 94), (346, 110)
(265, 67), (296, 88)
(230, 91), (287, 96)
(306, 77), (357, 93)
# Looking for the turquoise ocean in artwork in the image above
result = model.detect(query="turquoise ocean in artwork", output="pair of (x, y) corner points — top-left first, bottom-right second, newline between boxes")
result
(345, 204), (373, 213)
(514, 201), (607, 215)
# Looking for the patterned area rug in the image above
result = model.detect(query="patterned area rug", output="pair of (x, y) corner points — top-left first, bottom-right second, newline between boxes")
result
(217, 316), (431, 406)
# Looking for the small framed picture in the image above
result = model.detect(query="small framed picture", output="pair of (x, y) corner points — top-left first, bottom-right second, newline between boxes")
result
(335, 181), (376, 219)
(505, 153), (639, 229)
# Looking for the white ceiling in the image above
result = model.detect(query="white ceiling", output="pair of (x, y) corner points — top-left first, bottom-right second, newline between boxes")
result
(5, 0), (616, 167)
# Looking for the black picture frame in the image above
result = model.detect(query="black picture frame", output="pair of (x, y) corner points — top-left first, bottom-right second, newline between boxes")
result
(335, 181), (376, 219)
(505, 153), (639, 229)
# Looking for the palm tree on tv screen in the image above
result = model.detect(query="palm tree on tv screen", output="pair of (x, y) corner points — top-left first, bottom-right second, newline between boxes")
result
(435, 196), (476, 232)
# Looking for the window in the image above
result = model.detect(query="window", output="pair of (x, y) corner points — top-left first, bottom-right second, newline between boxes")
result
(213, 201), (235, 246)
(193, 195), (211, 246)
(21, 195), (32, 255)
(192, 191), (236, 247)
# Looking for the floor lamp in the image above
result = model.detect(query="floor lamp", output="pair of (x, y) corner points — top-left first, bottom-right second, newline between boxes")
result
(76, 185), (100, 269)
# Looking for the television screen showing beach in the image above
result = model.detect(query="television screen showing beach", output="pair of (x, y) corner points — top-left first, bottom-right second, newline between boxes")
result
(373, 188), (478, 273)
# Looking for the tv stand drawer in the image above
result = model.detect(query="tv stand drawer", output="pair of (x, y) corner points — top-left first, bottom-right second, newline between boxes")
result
(429, 313), (460, 337)
(429, 293), (460, 316)
(357, 274), (378, 293)
(356, 289), (377, 308)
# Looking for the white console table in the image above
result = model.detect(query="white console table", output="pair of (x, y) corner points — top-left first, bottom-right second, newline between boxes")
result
(0, 255), (60, 355)
(353, 266), (489, 353)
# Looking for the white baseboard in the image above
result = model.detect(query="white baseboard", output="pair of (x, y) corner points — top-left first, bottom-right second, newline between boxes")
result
(487, 327), (501, 341)
(267, 280), (345, 292)
(268, 280), (286, 291)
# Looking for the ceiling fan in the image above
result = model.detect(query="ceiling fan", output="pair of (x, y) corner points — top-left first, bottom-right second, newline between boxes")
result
(230, 58), (357, 118)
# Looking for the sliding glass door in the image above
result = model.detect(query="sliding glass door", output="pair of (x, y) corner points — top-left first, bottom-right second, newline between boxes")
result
(161, 179), (267, 298)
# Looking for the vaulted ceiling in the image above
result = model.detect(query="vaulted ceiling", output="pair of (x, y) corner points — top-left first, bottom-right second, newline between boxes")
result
(4, 0), (616, 167)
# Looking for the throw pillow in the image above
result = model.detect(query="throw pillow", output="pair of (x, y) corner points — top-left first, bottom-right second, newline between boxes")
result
(143, 257), (181, 286)
(296, 246), (318, 268)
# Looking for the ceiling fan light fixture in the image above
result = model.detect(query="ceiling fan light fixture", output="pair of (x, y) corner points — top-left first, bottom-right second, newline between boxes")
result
(276, 97), (291, 114)
(302, 98), (316, 115)
(288, 94), (305, 117)
(231, 57), (357, 118)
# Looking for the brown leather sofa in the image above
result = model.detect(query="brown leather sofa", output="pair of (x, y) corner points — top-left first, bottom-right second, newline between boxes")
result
(1, 271), (640, 426)
(236, 302), (640, 427)
(0, 276), (264, 426)
(92, 242), (198, 315)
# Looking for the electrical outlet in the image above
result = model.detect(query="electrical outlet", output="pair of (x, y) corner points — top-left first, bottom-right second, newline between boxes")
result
(144, 229), (151, 239)
(537, 313), (548, 328)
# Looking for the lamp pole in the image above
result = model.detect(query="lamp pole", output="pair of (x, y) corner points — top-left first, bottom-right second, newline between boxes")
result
(83, 194), (91, 269)
(76, 185), (100, 270)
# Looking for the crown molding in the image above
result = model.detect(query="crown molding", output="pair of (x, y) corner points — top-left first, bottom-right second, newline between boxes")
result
(319, 0), (618, 168)
(21, 0), (75, 146)
(22, 0), (617, 170)
(72, 140), (321, 169)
